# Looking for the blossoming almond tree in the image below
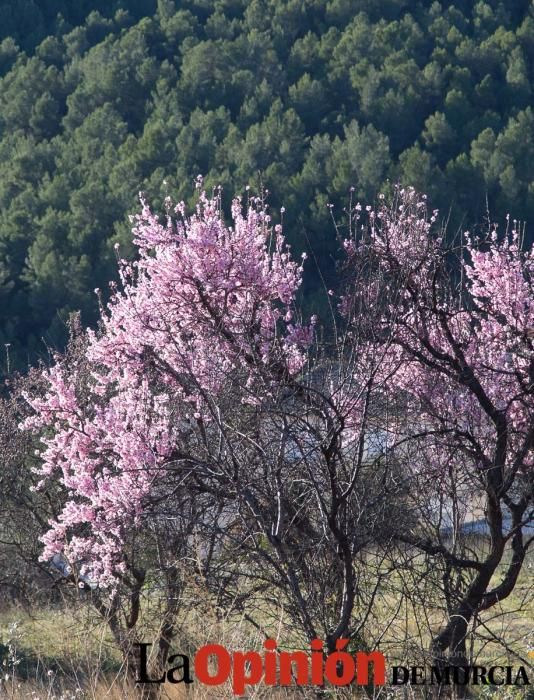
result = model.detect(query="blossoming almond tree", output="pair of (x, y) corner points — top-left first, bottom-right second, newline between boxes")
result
(343, 188), (534, 673)
(19, 186), (318, 683)
(21, 185), (404, 691)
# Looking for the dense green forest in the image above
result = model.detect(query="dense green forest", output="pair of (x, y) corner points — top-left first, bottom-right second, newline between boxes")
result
(1, 0), (533, 368)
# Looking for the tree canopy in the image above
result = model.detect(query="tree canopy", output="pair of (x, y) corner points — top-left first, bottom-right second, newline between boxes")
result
(1, 0), (534, 367)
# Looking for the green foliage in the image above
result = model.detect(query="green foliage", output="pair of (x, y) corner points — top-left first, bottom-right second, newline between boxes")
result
(0, 0), (534, 368)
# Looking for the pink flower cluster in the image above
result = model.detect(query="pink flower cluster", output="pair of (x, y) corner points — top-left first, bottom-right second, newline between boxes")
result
(344, 188), (534, 479)
(22, 190), (309, 586)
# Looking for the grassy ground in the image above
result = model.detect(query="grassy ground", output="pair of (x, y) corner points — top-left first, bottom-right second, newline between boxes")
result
(365, 543), (534, 672)
(1, 547), (532, 699)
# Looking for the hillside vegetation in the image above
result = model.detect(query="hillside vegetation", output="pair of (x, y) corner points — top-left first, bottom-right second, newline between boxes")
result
(1, 0), (534, 365)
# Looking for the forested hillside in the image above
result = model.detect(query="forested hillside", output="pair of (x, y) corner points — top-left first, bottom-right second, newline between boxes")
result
(1, 0), (533, 368)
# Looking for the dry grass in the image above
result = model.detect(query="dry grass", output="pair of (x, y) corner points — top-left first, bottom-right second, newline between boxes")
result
(1, 545), (532, 699)
(372, 542), (534, 671)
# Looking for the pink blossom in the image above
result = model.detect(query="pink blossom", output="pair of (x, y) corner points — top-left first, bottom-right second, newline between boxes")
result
(22, 190), (311, 586)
